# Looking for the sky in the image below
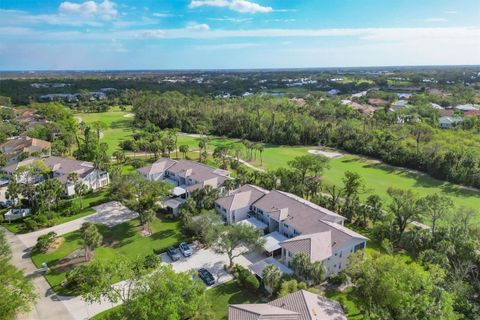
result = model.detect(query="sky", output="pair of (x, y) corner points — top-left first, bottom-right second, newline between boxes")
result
(0, 0), (479, 70)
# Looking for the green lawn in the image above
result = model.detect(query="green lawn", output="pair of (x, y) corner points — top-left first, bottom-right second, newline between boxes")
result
(74, 107), (133, 155)
(31, 216), (186, 295)
(1, 190), (109, 234)
(205, 280), (263, 320)
(249, 144), (480, 224)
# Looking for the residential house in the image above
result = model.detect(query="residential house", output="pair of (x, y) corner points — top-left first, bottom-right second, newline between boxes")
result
(455, 104), (479, 113)
(368, 98), (388, 106)
(439, 116), (463, 129)
(14, 108), (49, 130)
(215, 186), (367, 277)
(391, 100), (410, 109)
(1, 156), (109, 196)
(349, 102), (377, 115)
(228, 290), (346, 320)
(139, 158), (231, 215)
(138, 158), (230, 195)
(430, 103), (444, 110)
(0, 136), (51, 165)
(464, 110), (480, 117)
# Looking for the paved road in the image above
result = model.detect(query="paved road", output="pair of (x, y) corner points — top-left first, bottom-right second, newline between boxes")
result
(5, 228), (74, 320)
(17, 201), (136, 248)
(6, 203), (264, 319)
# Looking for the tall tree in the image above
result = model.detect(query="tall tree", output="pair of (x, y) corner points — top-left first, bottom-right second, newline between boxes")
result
(80, 222), (103, 261)
(212, 223), (265, 270)
(387, 187), (422, 238)
(419, 193), (454, 236)
(262, 264), (282, 294)
(0, 230), (36, 319)
(347, 253), (456, 320)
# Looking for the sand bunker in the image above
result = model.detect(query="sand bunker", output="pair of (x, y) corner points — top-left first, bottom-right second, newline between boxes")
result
(308, 149), (343, 158)
(123, 113), (134, 118)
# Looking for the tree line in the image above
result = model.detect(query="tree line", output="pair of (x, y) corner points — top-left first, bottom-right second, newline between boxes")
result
(132, 91), (480, 188)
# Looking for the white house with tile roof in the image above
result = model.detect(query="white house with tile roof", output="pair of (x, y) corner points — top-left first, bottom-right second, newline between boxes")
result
(215, 185), (367, 277)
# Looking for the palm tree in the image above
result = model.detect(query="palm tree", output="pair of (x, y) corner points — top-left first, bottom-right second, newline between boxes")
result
(91, 121), (108, 140)
(80, 222), (102, 262)
(74, 182), (89, 209)
(179, 145), (189, 159)
(262, 264), (282, 294)
(258, 143), (265, 166)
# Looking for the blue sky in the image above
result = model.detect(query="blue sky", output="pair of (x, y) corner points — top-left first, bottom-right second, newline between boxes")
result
(0, 0), (479, 70)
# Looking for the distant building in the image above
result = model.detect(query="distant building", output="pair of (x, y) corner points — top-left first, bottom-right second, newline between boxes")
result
(455, 104), (479, 113)
(430, 103), (444, 110)
(0, 136), (51, 165)
(439, 116), (463, 129)
(392, 100), (410, 109)
(327, 89), (340, 96)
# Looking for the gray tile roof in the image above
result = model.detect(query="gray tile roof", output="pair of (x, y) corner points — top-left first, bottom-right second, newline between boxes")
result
(137, 158), (176, 176)
(228, 304), (301, 320)
(269, 290), (347, 320)
(253, 190), (345, 233)
(167, 159), (230, 182)
(281, 232), (333, 263)
(2, 156), (98, 184)
(228, 290), (346, 320)
(216, 184), (268, 211)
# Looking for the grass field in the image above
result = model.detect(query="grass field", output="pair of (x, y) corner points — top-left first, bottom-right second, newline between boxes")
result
(74, 107), (133, 155)
(72, 108), (480, 223)
(31, 216), (186, 295)
(249, 144), (480, 224)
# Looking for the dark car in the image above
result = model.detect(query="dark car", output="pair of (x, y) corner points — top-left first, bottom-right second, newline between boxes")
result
(167, 247), (181, 261)
(198, 268), (215, 286)
(179, 242), (192, 257)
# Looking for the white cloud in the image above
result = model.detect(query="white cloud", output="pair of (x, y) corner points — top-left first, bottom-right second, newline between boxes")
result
(208, 17), (253, 22)
(189, 0), (272, 13)
(136, 29), (166, 39)
(59, 0), (118, 20)
(444, 10), (457, 14)
(153, 12), (172, 17)
(424, 18), (448, 23)
(186, 22), (210, 31)
(195, 42), (261, 50)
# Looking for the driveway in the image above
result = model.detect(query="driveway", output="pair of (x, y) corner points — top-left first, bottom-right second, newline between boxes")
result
(160, 243), (264, 288)
(17, 201), (137, 248)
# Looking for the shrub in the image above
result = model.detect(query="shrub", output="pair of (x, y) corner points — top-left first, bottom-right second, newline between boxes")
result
(143, 253), (161, 269)
(35, 231), (57, 253)
(329, 272), (348, 286)
(233, 265), (260, 291)
(24, 218), (39, 231)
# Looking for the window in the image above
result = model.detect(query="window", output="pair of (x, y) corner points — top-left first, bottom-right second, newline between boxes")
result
(339, 251), (342, 258)
(284, 224), (289, 229)
(339, 263), (342, 269)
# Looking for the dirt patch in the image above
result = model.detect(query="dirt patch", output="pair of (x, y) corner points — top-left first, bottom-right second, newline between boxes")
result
(46, 237), (64, 253)
(308, 149), (343, 158)
(53, 249), (89, 273)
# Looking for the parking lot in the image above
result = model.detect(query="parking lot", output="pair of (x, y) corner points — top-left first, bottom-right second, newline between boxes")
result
(159, 243), (264, 287)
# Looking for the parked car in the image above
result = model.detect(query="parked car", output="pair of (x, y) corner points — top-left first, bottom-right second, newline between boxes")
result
(198, 268), (215, 286)
(0, 200), (12, 208)
(179, 242), (192, 257)
(167, 247), (181, 261)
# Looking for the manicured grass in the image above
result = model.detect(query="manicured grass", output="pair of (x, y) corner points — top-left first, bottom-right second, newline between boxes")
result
(74, 108), (133, 155)
(205, 280), (263, 320)
(31, 216), (186, 295)
(249, 144), (480, 224)
(1, 190), (109, 234)
(325, 288), (362, 319)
